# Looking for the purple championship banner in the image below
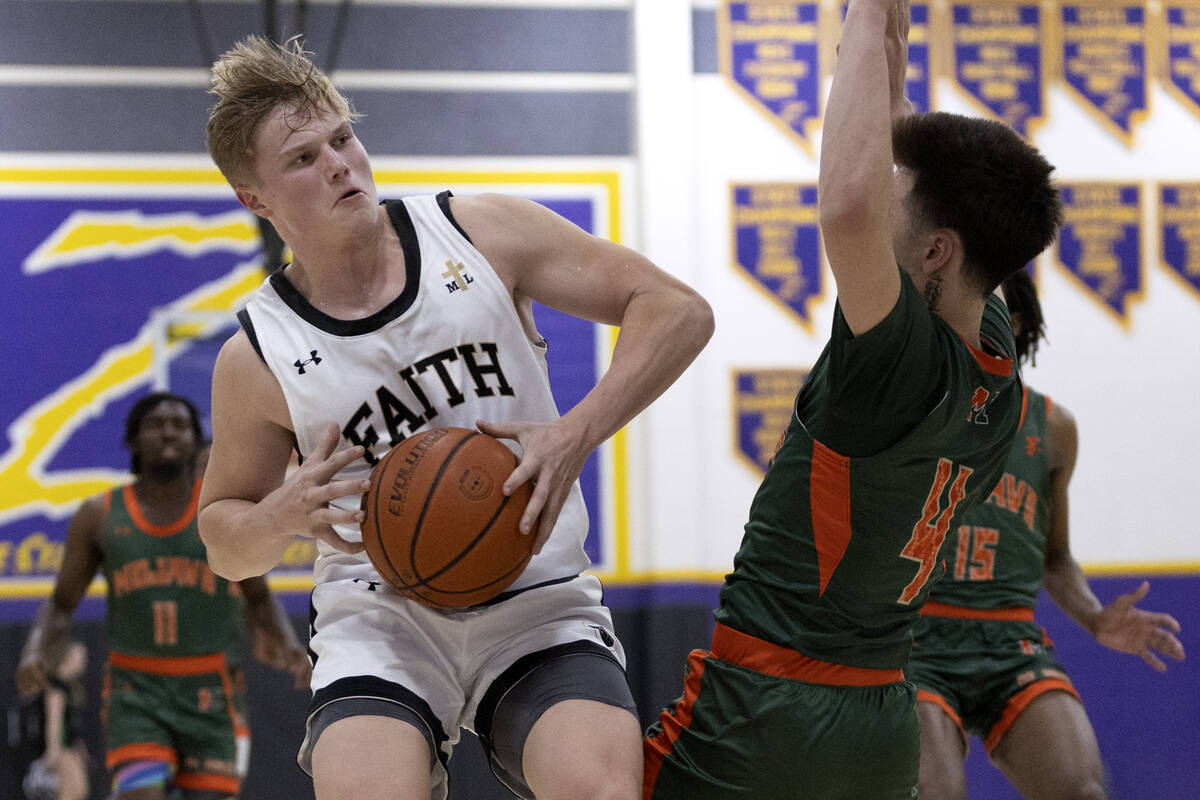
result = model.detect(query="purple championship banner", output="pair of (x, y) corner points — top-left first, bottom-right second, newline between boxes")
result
(951, 2), (1046, 138)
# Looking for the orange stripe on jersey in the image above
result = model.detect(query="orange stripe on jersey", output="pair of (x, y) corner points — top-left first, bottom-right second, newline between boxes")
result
(712, 622), (903, 686)
(643, 648), (708, 800)
(917, 690), (963, 728)
(107, 743), (177, 769)
(1018, 385), (1029, 428)
(984, 678), (1079, 754)
(961, 333), (1013, 377)
(810, 440), (852, 596)
(921, 600), (1035, 622)
(124, 478), (201, 536)
(175, 773), (240, 794)
(1043, 393), (1053, 423)
(110, 650), (227, 675)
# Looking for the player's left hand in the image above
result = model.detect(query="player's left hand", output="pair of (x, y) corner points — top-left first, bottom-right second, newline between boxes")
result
(1094, 581), (1185, 671)
(474, 417), (590, 555)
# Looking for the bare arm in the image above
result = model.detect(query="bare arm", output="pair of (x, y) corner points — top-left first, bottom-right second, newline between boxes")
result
(198, 331), (368, 581)
(451, 193), (714, 552)
(42, 686), (66, 760)
(1041, 401), (1184, 671)
(16, 497), (104, 696)
(239, 575), (311, 689)
(819, 0), (907, 334)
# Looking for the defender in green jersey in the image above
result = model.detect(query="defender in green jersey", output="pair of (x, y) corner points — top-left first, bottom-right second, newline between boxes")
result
(645, 2), (1065, 797)
(17, 393), (309, 800)
(910, 270), (1185, 800)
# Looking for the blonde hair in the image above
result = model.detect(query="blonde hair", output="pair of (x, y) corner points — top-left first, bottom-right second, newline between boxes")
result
(206, 35), (360, 186)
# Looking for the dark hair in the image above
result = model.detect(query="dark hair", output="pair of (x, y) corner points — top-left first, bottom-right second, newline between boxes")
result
(1001, 268), (1046, 367)
(123, 392), (206, 474)
(892, 112), (1063, 295)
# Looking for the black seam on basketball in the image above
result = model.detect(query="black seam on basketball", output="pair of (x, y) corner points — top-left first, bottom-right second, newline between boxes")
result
(400, 430), (481, 590)
(403, 447), (526, 595)
(403, 491), (511, 588)
(369, 439), (410, 587)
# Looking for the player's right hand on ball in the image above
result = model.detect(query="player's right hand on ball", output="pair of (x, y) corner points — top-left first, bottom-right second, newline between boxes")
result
(274, 423), (369, 555)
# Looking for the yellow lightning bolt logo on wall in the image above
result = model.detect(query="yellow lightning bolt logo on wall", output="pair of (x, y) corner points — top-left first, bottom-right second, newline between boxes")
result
(0, 211), (264, 527)
(23, 209), (260, 274)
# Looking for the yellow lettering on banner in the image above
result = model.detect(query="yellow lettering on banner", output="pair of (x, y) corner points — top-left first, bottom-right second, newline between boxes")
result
(755, 42), (791, 59)
(730, 23), (817, 42)
(1075, 8), (1126, 26)
(15, 533), (62, 574)
(732, 206), (819, 225)
(962, 62), (1035, 82)
(744, 60), (811, 79)
(969, 6), (1022, 25)
(956, 26), (1039, 45)
(1065, 26), (1142, 44)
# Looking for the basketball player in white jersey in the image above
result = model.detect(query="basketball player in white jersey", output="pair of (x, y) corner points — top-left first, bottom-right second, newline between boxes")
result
(197, 36), (713, 800)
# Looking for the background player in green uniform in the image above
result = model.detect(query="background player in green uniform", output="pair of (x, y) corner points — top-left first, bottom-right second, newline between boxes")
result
(15, 392), (309, 800)
(910, 271), (1186, 800)
(644, 1), (1064, 797)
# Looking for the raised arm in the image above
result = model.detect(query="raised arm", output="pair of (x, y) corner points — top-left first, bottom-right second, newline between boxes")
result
(819, 0), (908, 334)
(1041, 402), (1184, 671)
(451, 193), (714, 552)
(198, 330), (367, 581)
(16, 497), (104, 696)
(239, 575), (311, 688)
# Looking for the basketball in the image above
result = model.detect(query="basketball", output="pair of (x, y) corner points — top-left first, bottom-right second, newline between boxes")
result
(360, 426), (535, 608)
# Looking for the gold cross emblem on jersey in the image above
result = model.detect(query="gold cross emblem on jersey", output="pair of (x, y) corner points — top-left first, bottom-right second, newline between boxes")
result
(442, 260), (472, 292)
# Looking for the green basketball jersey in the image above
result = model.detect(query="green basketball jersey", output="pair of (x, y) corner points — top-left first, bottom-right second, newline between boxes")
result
(717, 272), (1022, 670)
(100, 481), (243, 659)
(928, 387), (1051, 609)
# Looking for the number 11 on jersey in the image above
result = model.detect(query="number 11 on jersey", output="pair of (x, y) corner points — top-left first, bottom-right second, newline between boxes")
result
(152, 599), (178, 645)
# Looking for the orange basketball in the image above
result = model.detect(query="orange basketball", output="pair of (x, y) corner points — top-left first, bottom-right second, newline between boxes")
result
(360, 427), (535, 608)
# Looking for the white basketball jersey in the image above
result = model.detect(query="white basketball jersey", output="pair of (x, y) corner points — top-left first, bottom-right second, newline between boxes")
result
(239, 193), (591, 591)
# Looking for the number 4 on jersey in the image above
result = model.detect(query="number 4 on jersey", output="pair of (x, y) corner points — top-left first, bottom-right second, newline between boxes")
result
(897, 458), (973, 605)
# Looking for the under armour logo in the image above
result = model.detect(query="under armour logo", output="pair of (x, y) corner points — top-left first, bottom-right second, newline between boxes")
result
(966, 386), (990, 425)
(353, 578), (381, 592)
(1025, 435), (1043, 456)
(294, 350), (321, 374)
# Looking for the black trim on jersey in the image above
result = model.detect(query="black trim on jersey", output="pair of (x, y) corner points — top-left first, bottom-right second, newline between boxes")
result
(436, 190), (473, 244)
(308, 675), (449, 771)
(479, 574), (580, 607)
(472, 639), (624, 747)
(306, 591), (319, 667)
(264, 199), (422, 336)
(236, 308), (266, 364)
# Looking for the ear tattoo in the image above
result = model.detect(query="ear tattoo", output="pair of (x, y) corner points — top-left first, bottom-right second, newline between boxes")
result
(923, 275), (943, 311)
